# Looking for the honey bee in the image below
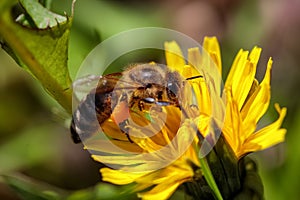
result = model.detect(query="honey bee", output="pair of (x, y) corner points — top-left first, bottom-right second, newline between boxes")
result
(70, 63), (202, 143)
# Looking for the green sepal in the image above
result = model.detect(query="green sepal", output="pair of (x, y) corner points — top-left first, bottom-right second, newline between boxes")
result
(206, 134), (241, 199)
(184, 119), (242, 199)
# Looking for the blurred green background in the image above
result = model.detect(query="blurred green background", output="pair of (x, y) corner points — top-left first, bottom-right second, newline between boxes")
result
(0, 0), (299, 199)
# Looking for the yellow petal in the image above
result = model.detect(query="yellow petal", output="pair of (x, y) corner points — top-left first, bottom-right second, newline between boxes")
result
(236, 142), (261, 157)
(132, 162), (192, 191)
(137, 162), (192, 184)
(137, 165), (193, 200)
(196, 114), (210, 137)
(203, 36), (222, 74)
(225, 47), (262, 110)
(187, 47), (202, 76)
(193, 79), (212, 117)
(134, 148), (196, 199)
(236, 47), (261, 109)
(164, 41), (185, 73)
(93, 154), (147, 166)
(187, 41), (223, 121)
(138, 180), (184, 200)
(134, 136), (164, 152)
(244, 104), (287, 152)
(186, 48), (212, 118)
(206, 72), (226, 123)
(85, 138), (143, 154)
(249, 46), (262, 65)
(100, 168), (147, 185)
(241, 58), (272, 136)
(184, 144), (201, 167)
(226, 50), (249, 88)
(223, 89), (243, 155)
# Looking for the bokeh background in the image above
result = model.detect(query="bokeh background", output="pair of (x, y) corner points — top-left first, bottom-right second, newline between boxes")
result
(0, 0), (299, 199)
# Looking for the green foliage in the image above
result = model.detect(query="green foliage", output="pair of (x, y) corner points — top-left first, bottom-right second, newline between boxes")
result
(2, 174), (138, 200)
(0, 0), (73, 113)
(3, 174), (63, 200)
(18, 0), (66, 29)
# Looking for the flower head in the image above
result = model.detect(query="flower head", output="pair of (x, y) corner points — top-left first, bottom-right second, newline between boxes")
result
(85, 37), (286, 199)
(86, 95), (202, 199)
(214, 39), (287, 159)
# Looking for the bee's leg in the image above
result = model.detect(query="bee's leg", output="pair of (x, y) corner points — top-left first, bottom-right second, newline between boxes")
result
(119, 119), (134, 143)
(126, 133), (133, 143)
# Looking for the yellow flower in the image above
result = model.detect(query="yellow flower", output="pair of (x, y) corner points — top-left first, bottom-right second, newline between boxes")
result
(85, 103), (201, 199)
(85, 36), (287, 199)
(166, 36), (287, 159)
(202, 38), (287, 159)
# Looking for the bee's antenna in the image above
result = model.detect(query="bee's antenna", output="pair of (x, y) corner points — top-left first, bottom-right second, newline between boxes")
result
(186, 75), (203, 80)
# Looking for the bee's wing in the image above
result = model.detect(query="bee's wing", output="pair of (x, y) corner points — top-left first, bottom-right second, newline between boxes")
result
(73, 73), (142, 101)
(94, 72), (141, 93)
(72, 75), (104, 101)
(71, 72), (143, 143)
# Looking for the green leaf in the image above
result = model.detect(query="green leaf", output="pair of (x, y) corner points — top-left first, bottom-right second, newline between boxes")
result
(2, 174), (67, 200)
(2, 174), (137, 200)
(199, 157), (224, 200)
(39, 0), (53, 9)
(18, 0), (66, 29)
(0, 0), (73, 113)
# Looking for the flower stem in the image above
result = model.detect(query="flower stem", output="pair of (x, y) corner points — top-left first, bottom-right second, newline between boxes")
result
(199, 157), (223, 200)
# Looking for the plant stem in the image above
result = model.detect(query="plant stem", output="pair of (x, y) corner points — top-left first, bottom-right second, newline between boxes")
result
(199, 157), (223, 200)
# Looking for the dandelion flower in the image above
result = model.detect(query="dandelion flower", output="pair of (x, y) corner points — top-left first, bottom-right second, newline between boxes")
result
(83, 36), (286, 199)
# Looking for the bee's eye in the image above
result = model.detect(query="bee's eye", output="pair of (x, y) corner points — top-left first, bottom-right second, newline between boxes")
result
(167, 82), (178, 98)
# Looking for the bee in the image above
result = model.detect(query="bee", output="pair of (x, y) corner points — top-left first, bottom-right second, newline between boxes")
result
(70, 63), (202, 143)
